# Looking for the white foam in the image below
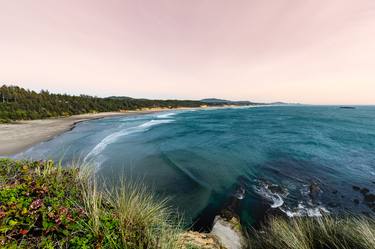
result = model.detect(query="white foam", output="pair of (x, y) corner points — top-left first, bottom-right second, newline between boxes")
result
(140, 119), (174, 128)
(234, 187), (246, 200)
(157, 112), (177, 118)
(280, 204), (330, 218)
(254, 185), (285, 208)
(255, 180), (331, 218)
(84, 119), (174, 165)
(271, 194), (284, 208)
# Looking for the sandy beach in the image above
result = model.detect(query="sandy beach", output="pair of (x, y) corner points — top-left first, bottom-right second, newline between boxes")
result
(0, 110), (169, 156)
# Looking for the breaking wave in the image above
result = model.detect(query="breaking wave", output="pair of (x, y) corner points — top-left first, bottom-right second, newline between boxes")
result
(157, 112), (177, 119)
(254, 180), (330, 217)
(280, 204), (330, 217)
(84, 119), (174, 167)
(254, 181), (288, 208)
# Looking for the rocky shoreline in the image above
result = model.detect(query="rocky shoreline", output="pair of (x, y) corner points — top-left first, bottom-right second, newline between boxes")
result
(181, 179), (375, 249)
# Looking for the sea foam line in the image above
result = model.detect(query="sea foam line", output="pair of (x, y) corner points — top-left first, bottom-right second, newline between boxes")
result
(280, 204), (330, 218)
(156, 112), (177, 119)
(83, 119), (174, 165)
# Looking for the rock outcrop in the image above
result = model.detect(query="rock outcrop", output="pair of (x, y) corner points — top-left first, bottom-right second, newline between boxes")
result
(180, 184), (247, 249)
(210, 215), (246, 249)
(180, 215), (246, 249)
(179, 231), (225, 249)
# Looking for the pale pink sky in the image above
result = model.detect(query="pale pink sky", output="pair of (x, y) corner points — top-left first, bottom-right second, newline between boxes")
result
(1, 0), (375, 104)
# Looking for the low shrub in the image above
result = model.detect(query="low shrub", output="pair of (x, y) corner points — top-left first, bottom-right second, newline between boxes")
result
(0, 159), (181, 249)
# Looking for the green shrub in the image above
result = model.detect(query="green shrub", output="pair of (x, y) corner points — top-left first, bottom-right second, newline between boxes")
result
(0, 159), (181, 248)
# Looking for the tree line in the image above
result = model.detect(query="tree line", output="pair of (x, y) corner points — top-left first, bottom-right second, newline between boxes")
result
(0, 85), (206, 122)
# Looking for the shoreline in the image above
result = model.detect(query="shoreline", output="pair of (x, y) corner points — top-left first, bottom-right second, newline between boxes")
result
(0, 105), (256, 157)
(0, 108), (184, 156)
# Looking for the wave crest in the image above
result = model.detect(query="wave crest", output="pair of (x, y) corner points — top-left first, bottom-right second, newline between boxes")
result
(254, 181), (288, 208)
(254, 179), (330, 217)
(280, 204), (330, 217)
(157, 112), (177, 119)
(84, 119), (174, 166)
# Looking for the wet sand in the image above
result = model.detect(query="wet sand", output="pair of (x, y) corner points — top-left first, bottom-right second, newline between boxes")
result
(0, 110), (166, 156)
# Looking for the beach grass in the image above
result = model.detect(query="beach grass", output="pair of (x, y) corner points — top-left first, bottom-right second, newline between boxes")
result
(247, 215), (375, 249)
(0, 158), (182, 248)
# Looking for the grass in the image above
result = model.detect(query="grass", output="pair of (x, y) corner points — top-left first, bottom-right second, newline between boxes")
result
(0, 158), (182, 248)
(247, 216), (375, 249)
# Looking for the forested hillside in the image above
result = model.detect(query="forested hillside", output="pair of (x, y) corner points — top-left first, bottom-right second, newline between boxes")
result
(0, 85), (204, 122)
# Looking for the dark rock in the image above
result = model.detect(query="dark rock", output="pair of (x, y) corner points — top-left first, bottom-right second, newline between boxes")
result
(332, 190), (338, 194)
(353, 199), (360, 205)
(352, 186), (361, 191)
(220, 209), (236, 221)
(309, 182), (320, 203)
(364, 194), (375, 203)
(360, 188), (370, 195)
(362, 211), (370, 217)
(328, 202), (340, 208)
(341, 195), (345, 198)
(234, 186), (245, 200)
(265, 207), (286, 218)
(268, 185), (284, 194)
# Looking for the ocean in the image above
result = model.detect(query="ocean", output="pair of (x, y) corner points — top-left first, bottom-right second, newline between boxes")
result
(15, 105), (375, 229)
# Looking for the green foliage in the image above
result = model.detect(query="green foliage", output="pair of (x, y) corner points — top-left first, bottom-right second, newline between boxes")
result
(0, 159), (182, 248)
(0, 159), (94, 248)
(0, 85), (206, 122)
(247, 216), (375, 249)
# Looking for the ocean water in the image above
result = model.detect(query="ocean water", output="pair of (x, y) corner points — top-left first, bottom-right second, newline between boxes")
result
(15, 106), (375, 228)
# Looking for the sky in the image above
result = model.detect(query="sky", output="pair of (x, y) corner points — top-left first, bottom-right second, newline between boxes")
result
(1, 0), (375, 104)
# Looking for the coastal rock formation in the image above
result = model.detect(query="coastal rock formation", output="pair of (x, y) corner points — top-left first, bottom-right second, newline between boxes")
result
(179, 215), (246, 249)
(210, 215), (246, 249)
(179, 231), (225, 249)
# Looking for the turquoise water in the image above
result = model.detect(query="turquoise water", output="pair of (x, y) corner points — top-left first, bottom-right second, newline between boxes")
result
(15, 106), (375, 227)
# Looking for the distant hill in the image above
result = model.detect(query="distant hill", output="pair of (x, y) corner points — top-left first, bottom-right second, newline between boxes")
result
(269, 102), (289, 105)
(200, 98), (230, 103)
(200, 98), (259, 106)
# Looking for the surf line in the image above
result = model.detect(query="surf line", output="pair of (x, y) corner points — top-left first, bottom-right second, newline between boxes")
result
(83, 119), (174, 165)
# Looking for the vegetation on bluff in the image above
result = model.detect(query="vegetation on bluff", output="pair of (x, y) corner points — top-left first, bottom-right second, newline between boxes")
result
(0, 85), (205, 123)
(0, 159), (181, 248)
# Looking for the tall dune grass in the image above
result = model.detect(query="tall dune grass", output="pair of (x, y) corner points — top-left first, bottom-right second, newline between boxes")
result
(74, 163), (182, 249)
(248, 216), (375, 249)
